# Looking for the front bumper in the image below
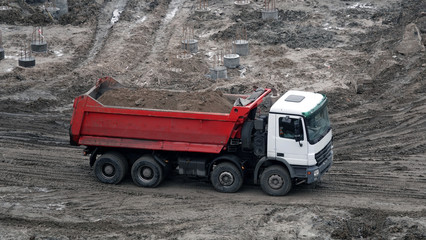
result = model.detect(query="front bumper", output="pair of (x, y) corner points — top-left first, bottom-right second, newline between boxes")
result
(306, 149), (333, 184)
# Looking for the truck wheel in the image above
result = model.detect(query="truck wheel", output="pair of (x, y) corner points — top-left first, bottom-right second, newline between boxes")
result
(131, 155), (163, 188)
(94, 152), (128, 184)
(260, 165), (292, 196)
(210, 162), (243, 193)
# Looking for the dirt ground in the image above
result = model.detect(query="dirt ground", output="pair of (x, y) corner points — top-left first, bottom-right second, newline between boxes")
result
(0, 0), (425, 239)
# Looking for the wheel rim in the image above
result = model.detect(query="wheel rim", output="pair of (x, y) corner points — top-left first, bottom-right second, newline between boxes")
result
(139, 166), (153, 180)
(103, 164), (115, 177)
(219, 171), (234, 186)
(268, 174), (284, 189)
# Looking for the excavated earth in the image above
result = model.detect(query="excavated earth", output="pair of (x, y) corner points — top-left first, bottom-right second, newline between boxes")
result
(97, 88), (234, 113)
(0, 0), (425, 239)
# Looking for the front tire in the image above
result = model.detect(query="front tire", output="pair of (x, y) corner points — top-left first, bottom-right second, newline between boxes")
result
(94, 152), (128, 184)
(260, 165), (292, 196)
(131, 155), (163, 188)
(210, 162), (243, 193)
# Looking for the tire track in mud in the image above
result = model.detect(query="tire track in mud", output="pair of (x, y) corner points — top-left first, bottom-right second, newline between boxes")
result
(0, 193), (244, 238)
(325, 53), (426, 200)
(0, 112), (91, 191)
(150, 0), (183, 55)
(81, 0), (129, 67)
(135, 0), (193, 86)
(0, 150), (90, 188)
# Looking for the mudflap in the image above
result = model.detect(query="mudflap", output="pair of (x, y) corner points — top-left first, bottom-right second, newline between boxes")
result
(89, 148), (99, 167)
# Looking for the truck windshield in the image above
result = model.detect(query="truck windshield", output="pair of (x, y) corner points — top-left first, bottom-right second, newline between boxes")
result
(306, 106), (331, 144)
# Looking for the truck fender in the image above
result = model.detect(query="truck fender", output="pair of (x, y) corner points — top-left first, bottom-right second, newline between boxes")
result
(152, 154), (167, 167)
(241, 120), (254, 151)
(89, 148), (99, 167)
(69, 126), (78, 146)
(207, 154), (243, 177)
(253, 157), (295, 184)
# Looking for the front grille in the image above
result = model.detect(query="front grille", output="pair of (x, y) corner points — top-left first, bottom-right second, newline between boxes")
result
(315, 140), (332, 166)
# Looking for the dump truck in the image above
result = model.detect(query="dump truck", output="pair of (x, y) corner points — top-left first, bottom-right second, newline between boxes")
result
(69, 77), (333, 196)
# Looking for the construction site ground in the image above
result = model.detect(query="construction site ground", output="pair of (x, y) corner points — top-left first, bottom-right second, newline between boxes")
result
(0, 0), (425, 239)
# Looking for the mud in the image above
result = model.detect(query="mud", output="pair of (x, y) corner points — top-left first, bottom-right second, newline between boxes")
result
(0, 0), (425, 239)
(0, 0), (100, 26)
(97, 88), (234, 113)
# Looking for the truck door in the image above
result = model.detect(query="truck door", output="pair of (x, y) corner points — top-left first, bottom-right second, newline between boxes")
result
(274, 115), (308, 166)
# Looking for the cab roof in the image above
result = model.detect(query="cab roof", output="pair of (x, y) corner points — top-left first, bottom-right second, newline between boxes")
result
(270, 90), (326, 116)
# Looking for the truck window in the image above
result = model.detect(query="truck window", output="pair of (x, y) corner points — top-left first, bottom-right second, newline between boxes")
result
(279, 117), (303, 140)
(306, 106), (331, 144)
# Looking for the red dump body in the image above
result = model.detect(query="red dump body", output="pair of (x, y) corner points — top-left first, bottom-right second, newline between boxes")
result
(70, 78), (271, 154)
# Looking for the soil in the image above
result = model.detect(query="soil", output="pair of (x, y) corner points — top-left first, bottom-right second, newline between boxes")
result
(97, 87), (234, 113)
(0, 0), (425, 239)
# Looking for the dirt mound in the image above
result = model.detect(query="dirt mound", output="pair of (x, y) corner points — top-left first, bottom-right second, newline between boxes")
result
(0, 1), (101, 26)
(0, 6), (52, 25)
(330, 208), (426, 240)
(97, 88), (234, 113)
(212, 9), (337, 48)
(58, 0), (101, 25)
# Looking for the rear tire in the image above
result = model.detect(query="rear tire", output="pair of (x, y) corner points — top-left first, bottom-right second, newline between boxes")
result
(210, 162), (243, 193)
(94, 152), (128, 184)
(260, 165), (292, 196)
(131, 155), (163, 188)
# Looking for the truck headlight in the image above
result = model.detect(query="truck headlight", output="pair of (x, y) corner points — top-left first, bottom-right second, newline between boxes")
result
(314, 169), (319, 177)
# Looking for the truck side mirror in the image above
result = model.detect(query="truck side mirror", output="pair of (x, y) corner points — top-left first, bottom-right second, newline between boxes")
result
(294, 119), (303, 142)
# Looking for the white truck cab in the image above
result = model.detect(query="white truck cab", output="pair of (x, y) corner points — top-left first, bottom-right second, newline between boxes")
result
(257, 90), (333, 195)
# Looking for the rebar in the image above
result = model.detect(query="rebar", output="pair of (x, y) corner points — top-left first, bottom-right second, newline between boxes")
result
(0, 30), (2, 48)
(265, 0), (276, 11)
(20, 43), (33, 60)
(32, 26), (46, 44)
(235, 25), (247, 41)
(225, 40), (232, 54)
(182, 26), (192, 56)
(213, 50), (224, 68)
(210, 49), (227, 80)
(182, 25), (194, 42)
(168, 52), (182, 73)
(181, 25), (198, 54)
(198, 0), (208, 10)
(232, 25), (250, 56)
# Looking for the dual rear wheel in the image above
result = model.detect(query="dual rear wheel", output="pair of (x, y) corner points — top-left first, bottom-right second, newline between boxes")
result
(131, 155), (163, 188)
(93, 152), (128, 184)
(94, 153), (164, 187)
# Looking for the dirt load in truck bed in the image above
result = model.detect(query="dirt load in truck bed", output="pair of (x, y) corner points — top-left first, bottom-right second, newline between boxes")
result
(97, 88), (235, 113)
